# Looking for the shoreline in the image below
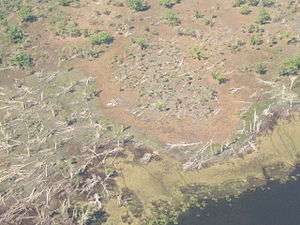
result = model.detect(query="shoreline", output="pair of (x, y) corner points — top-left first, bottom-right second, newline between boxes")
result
(103, 113), (300, 225)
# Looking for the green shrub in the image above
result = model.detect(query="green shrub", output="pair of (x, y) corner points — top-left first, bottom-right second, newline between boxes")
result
(52, 15), (81, 37)
(250, 34), (263, 45)
(18, 5), (36, 22)
(191, 47), (207, 60)
(134, 37), (148, 49)
(240, 4), (251, 15)
(159, 0), (180, 8)
(261, 0), (275, 7)
(228, 40), (245, 52)
(212, 72), (227, 84)
(0, 49), (3, 64)
(279, 55), (300, 76)
(248, 24), (264, 33)
(10, 52), (33, 69)
(0, 10), (7, 22)
(233, 0), (246, 7)
(152, 100), (167, 111)
(7, 26), (24, 43)
(255, 63), (267, 74)
(128, 0), (149, 11)
(58, 0), (78, 6)
(165, 11), (181, 26)
(257, 9), (271, 24)
(194, 10), (204, 19)
(247, 0), (260, 6)
(90, 32), (113, 45)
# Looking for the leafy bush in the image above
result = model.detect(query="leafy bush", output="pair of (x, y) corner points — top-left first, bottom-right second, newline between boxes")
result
(255, 63), (267, 74)
(191, 47), (207, 60)
(0, 49), (3, 64)
(247, 0), (260, 6)
(10, 52), (33, 69)
(128, 0), (149, 11)
(261, 0), (275, 7)
(257, 9), (271, 24)
(228, 40), (245, 52)
(212, 72), (227, 84)
(233, 0), (246, 7)
(0, 10), (7, 22)
(248, 24), (264, 33)
(240, 4), (251, 15)
(90, 32), (113, 45)
(58, 0), (78, 6)
(6, 26), (24, 43)
(18, 5), (36, 22)
(165, 11), (181, 26)
(279, 55), (300, 76)
(159, 0), (180, 8)
(250, 34), (263, 45)
(194, 10), (204, 19)
(52, 14), (81, 37)
(134, 37), (148, 49)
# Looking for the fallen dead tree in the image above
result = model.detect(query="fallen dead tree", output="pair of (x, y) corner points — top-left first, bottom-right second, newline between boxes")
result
(0, 71), (132, 225)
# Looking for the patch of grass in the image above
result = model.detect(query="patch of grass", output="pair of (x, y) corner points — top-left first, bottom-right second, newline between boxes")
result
(0, 49), (3, 64)
(0, 10), (7, 23)
(58, 0), (79, 6)
(247, 24), (264, 33)
(52, 14), (81, 37)
(146, 200), (179, 225)
(212, 72), (227, 84)
(233, 0), (246, 7)
(240, 4), (251, 15)
(279, 54), (300, 76)
(194, 10), (204, 19)
(152, 100), (168, 111)
(191, 47), (207, 60)
(228, 40), (245, 53)
(128, 0), (149, 11)
(257, 9), (271, 24)
(134, 37), (148, 49)
(72, 202), (107, 225)
(18, 5), (37, 22)
(255, 63), (268, 74)
(10, 51), (33, 69)
(248, 0), (260, 6)
(159, 0), (180, 8)
(165, 11), (181, 26)
(261, 0), (275, 7)
(6, 25), (24, 43)
(90, 32), (113, 45)
(0, 0), (21, 11)
(250, 34), (263, 45)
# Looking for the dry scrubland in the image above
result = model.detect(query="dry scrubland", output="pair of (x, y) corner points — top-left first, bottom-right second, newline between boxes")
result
(0, 0), (300, 224)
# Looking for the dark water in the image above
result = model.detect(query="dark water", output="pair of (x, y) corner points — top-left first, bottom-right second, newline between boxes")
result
(178, 172), (300, 225)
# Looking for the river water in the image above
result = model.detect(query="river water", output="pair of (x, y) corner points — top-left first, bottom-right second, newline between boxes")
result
(178, 170), (300, 225)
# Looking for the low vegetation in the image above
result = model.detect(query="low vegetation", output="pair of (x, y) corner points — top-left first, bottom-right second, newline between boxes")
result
(212, 71), (227, 84)
(255, 62), (268, 74)
(6, 25), (24, 43)
(90, 32), (113, 45)
(159, 0), (180, 8)
(191, 47), (207, 60)
(18, 5), (37, 22)
(257, 9), (271, 24)
(10, 51), (33, 69)
(165, 10), (181, 26)
(133, 37), (149, 49)
(128, 0), (149, 11)
(279, 54), (300, 76)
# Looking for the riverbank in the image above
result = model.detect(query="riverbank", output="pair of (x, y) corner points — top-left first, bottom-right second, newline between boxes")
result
(102, 113), (300, 225)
